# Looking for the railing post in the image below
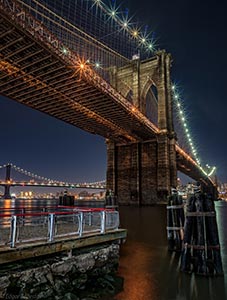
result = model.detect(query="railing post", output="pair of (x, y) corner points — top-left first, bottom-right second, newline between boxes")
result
(115, 212), (120, 229)
(101, 211), (106, 234)
(88, 212), (92, 226)
(22, 207), (25, 226)
(78, 212), (83, 237)
(10, 215), (17, 248)
(48, 213), (55, 242)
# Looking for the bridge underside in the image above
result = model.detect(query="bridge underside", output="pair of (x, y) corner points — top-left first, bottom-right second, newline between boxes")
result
(0, 11), (157, 144)
(177, 152), (217, 196)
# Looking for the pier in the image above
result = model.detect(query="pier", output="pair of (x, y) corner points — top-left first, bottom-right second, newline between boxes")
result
(0, 206), (126, 264)
(0, 205), (126, 299)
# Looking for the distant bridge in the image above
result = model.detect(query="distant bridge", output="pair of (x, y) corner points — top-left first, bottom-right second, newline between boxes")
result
(0, 163), (105, 198)
(0, 180), (105, 189)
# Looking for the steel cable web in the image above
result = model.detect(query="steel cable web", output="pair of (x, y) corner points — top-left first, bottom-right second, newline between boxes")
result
(17, 0), (155, 80)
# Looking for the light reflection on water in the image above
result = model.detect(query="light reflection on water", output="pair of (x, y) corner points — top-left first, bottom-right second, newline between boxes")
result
(115, 203), (227, 300)
(0, 199), (226, 299)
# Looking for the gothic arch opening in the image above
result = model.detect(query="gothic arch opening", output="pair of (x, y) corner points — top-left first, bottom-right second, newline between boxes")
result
(125, 89), (133, 104)
(145, 85), (158, 126)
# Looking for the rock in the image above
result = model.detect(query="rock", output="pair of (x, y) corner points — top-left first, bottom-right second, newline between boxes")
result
(30, 285), (42, 295)
(71, 273), (88, 288)
(17, 268), (35, 284)
(63, 292), (79, 300)
(54, 278), (66, 293)
(94, 248), (110, 267)
(0, 275), (10, 290)
(0, 243), (120, 299)
(51, 260), (73, 275)
(74, 254), (95, 273)
(37, 287), (54, 299)
(46, 271), (54, 286)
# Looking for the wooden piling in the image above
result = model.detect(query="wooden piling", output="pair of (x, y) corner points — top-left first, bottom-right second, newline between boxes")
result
(167, 190), (185, 252)
(180, 191), (223, 276)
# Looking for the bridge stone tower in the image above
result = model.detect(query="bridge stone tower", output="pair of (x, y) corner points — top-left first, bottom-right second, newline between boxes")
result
(4, 164), (12, 199)
(106, 50), (177, 205)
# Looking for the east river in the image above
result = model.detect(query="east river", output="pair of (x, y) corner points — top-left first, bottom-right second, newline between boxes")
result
(0, 199), (226, 299)
(115, 202), (227, 300)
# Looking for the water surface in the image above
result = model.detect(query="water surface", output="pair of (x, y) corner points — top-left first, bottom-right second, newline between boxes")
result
(0, 198), (226, 299)
(114, 203), (227, 300)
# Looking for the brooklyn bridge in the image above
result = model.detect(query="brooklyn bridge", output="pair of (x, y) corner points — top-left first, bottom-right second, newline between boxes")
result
(0, 0), (217, 204)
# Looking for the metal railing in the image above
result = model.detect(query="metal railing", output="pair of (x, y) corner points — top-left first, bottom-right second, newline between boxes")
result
(0, 208), (119, 248)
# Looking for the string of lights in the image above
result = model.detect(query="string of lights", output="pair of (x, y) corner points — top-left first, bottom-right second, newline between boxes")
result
(172, 85), (216, 177)
(0, 163), (106, 186)
(19, 0), (155, 72)
(91, 0), (155, 53)
(0, 164), (7, 169)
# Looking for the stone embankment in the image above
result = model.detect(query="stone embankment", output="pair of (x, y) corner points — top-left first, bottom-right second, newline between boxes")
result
(0, 243), (122, 300)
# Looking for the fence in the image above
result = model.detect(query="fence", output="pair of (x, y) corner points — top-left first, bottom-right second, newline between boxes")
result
(0, 207), (119, 248)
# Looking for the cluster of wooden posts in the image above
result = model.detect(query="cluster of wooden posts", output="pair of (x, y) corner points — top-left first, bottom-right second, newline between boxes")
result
(167, 189), (223, 276)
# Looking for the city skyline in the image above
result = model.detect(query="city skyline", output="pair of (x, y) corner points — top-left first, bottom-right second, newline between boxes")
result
(0, 0), (227, 184)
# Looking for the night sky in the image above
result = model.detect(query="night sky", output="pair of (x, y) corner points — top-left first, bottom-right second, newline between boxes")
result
(0, 0), (227, 185)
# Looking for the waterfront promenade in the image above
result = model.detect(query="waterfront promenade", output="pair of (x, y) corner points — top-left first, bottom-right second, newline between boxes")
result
(0, 205), (125, 264)
(0, 200), (127, 299)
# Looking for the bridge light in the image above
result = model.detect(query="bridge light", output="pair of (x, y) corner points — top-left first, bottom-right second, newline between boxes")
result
(142, 38), (146, 43)
(133, 30), (138, 37)
(148, 43), (153, 50)
(80, 63), (85, 69)
(123, 22), (128, 28)
(172, 85), (175, 90)
(62, 47), (68, 54)
(95, 62), (100, 68)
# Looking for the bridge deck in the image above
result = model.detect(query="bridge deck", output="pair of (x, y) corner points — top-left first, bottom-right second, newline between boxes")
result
(0, 0), (158, 143)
